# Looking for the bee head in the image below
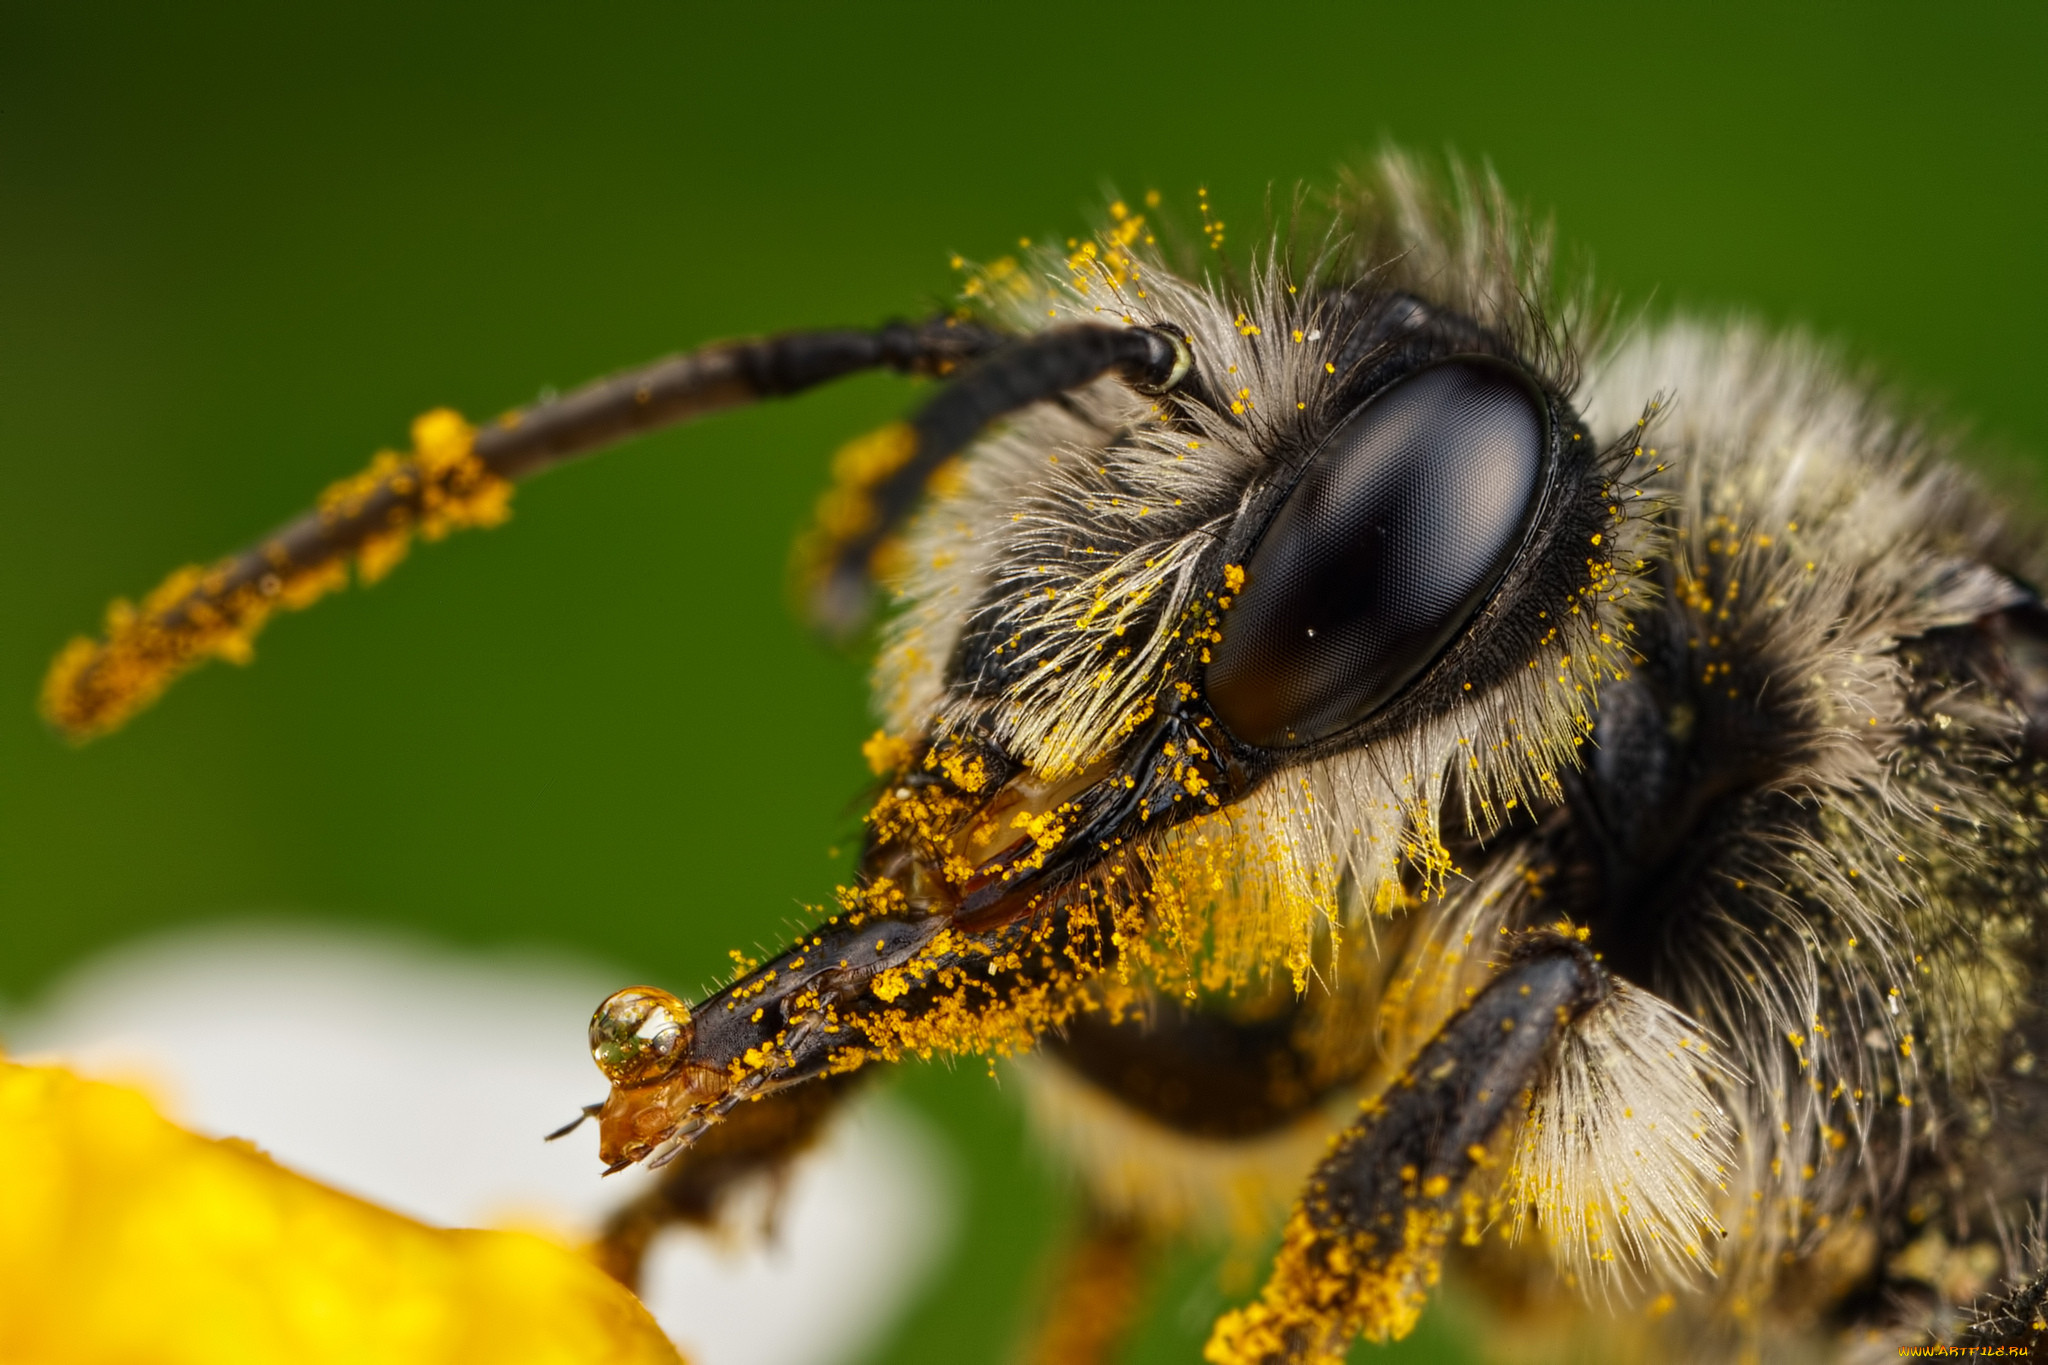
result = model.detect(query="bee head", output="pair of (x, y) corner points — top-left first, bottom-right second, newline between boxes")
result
(870, 201), (1658, 953)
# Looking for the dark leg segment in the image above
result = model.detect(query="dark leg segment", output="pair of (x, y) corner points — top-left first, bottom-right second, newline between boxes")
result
(1956, 1264), (2048, 1359)
(1045, 993), (1355, 1141)
(1205, 937), (1609, 1365)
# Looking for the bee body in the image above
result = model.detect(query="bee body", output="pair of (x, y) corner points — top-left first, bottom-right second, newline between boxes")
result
(859, 171), (2048, 1356)
(54, 155), (2048, 1362)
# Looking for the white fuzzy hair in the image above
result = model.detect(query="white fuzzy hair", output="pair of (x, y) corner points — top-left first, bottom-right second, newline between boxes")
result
(1574, 322), (2031, 1299)
(1506, 981), (1739, 1292)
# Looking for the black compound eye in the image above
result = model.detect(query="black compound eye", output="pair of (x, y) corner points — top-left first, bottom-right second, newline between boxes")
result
(1204, 357), (1549, 748)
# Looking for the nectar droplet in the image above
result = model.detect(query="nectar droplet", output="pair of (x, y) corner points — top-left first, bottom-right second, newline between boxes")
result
(589, 986), (692, 1087)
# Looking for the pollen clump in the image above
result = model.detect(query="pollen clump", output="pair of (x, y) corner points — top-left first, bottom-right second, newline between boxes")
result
(0, 1059), (682, 1365)
(1204, 1203), (1452, 1364)
(42, 408), (510, 743)
(862, 728), (916, 776)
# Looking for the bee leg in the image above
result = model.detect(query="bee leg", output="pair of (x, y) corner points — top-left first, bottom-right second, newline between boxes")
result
(1017, 1205), (1156, 1365)
(592, 1068), (868, 1289)
(1953, 1262), (2048, 1356)
(1204, 937), (1608, 1365)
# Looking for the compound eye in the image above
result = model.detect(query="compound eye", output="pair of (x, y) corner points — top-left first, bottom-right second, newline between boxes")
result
(1205, 357), (1549, 748)
(589, 986), (692, 1087)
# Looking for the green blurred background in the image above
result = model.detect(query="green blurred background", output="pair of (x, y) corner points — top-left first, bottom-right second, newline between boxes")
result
(5, 4), (2046, 1361)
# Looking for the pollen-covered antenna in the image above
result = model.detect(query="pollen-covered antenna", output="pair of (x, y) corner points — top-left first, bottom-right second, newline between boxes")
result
(44, 317), (1194, 742)
(41, 318), (1000, 742)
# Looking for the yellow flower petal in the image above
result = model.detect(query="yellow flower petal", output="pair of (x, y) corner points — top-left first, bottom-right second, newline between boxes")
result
(0, 1060), (684, 1365)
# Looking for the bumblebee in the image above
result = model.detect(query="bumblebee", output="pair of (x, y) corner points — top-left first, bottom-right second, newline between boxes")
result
(45, 155), (2048, 1362)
